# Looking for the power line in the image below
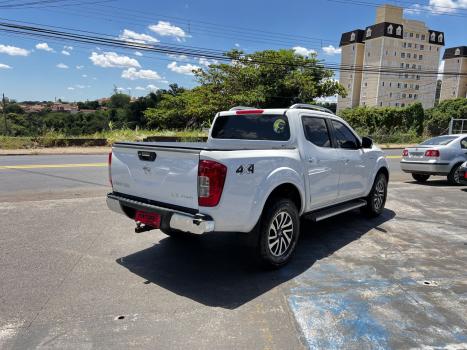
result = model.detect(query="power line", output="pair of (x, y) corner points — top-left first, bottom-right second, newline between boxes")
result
(0, 19), (464, 78)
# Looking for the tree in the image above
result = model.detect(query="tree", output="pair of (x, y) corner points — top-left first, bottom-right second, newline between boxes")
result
(110, 92), (131, 109)
(145, 48), (346, 128)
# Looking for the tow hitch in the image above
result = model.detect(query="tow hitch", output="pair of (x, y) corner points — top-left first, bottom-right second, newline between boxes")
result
(135, 222), (156, 233)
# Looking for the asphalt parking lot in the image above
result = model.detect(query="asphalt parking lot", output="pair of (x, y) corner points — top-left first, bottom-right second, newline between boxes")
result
(1, 153), (466, 349)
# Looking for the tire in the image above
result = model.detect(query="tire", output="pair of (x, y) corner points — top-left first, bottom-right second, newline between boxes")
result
(363, 172), (388, 217)
(448, 163), (463, 185)
(257, 198), (300, 269)
(412, 173), (430, 182)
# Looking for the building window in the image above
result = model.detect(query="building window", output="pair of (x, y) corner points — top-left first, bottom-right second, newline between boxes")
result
(404, 84), (408, 88)
(389, 82), (392, 87)
(420, 44), (424, 50)
(402, 93), (406, 98)
(418, 65), (422, 70)
(416, 34), (419, 39)
(401, 52), (405, 58)
(415, 44), (418, 49)
(401, 103), (405, 107)
(400, 63), (404, 68)
(406, 64), (410, 68)
(410, 32), (414, 38)
(364, 82), (367, 87)
(368, 52), (370, 57)
(366, 28), (372, 37)
(437, 47), (439, 52)
(397, 83), (401, 88)
(396, 26), (402, 36)
(409, 94), (412, 98)
(385, 50), (388, 56)
(382, 82), (385, 86)
(387, 24), (393, 34)
(438, 33), (443, 43)
(396, 103), (399, 107)
(350, 32), (356, 41)
(380, 102), (383, 107)
(414, 94), (417, 99)
(419, 55), (423, 60)
(403, 42), (407, 48)
(421, 34), (425, 41)
(416, 75), (420, 80)
(390, 92), (393, 98)
(404, 32), (408, 38)
(407, 53), (411, 58)
(415, 85), (419, 90)
(455, 48), (461, 55)
(405, 73), (409, 79)
(408, 43), (412, 48)
(412, 64), (416, 69)
(414, 54), (417, 59)
(430, 32), (436, 41)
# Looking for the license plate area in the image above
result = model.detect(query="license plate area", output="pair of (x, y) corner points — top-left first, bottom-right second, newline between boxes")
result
(135, 210), (161, 228)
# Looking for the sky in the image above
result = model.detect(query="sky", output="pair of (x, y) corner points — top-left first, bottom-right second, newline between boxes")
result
(0, 0), (466, 102)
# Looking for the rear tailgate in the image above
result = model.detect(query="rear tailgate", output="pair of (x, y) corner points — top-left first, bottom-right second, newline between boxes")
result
(402, 146), (432, 162)
(111, 143), (200, 210)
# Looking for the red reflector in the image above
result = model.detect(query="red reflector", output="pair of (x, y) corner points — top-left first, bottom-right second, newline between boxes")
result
(425, 150), (440, 157)
(464, 171), (467, 179)
(108, 152), (113, 187)
(198, 160), (227, 207)
(402, 149), (408, 157)
(236, 109), (264, 115)
(135, 211), (161, 228)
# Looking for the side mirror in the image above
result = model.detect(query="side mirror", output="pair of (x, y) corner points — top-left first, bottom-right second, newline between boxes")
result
(361, 136), (373, 149)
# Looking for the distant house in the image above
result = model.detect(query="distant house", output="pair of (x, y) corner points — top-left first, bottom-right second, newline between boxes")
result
(51, 103), (79, 113)
(20, 104), (46, 113)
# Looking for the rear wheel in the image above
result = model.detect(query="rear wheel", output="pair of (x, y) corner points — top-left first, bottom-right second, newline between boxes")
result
(258, 198), (300, 269)
(363, 172), (388, 217)
(448, 163), (463, 185)
(412, 173), (430, 182)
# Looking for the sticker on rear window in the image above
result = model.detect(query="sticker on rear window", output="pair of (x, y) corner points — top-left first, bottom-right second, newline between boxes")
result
(273, 119), (286, 134)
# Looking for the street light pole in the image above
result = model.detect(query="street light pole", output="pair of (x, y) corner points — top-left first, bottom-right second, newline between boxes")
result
(2, 93), (7, 135)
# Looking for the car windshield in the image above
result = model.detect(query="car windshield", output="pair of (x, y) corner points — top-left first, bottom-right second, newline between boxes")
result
(211, 114), (290, 141)
(420, 136), (457, 146)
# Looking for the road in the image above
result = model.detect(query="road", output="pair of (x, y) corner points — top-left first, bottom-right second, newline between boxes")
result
(1, 151), (466, 349)
(0, 150), (406, 201)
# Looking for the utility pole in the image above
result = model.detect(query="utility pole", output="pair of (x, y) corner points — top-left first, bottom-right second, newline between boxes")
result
(2, 93), (7, 135)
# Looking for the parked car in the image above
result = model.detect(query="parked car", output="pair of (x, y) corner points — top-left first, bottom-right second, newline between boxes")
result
(107, 104), (389, 268)
(458, 161), (467, 185)
(400, 134), (467, 185)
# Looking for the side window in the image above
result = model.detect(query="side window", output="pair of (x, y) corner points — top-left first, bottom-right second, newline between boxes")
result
(461, 138), (467, 149)
(302, 116), (331, 148)
(331, 120), (360, 150)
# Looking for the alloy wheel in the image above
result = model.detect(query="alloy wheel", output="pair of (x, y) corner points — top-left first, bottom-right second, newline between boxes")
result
(373, 177), (386, 210)
(268, 211), (294, 257)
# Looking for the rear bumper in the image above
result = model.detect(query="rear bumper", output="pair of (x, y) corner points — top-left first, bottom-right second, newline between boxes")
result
(106, 193), (215, 235)
(400, 160), (451, 175)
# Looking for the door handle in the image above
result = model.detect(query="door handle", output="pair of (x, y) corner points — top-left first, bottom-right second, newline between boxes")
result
(344, 159), (350, 164)
(308, 157), (316, 163)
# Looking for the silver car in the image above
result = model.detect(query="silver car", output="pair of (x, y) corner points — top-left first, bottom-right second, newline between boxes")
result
(400, 134), (467, 185)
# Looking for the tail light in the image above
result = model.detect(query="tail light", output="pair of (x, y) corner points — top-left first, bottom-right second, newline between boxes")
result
(236, 109), (264, 115)
(402, 149), (408, 157)
(464, 171), (467, 179)
(198, 160), (227, 207)
(425, 150), (440, 157)
(108, 152), (113, 187)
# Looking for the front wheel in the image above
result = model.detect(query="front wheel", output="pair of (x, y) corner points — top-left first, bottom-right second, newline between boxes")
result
(412, 173), (430, 182)
(363, 172), (388, 217)
(258, 198), (300, 269)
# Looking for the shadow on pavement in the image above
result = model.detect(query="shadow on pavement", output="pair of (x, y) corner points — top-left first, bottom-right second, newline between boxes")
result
(406, 179), (466, 187)
(117, 208), (396, 309)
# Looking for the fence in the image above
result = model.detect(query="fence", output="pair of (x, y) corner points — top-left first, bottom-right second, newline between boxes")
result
(448, 119), (467, 134)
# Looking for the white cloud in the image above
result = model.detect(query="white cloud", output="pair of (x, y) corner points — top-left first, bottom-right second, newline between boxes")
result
(76, 65), (84, 70)
(0, 44), (30, 56)
(119, 29), (159, 44)
(61, 50), (71, 56)
(167, 61), (200, 75)
(146, 84), (158, 91)
(316, 95), (338, 103)
(67, 87), (75, 90)
(82, 74), (88, 78)
(322, 45), (342, 56)
(121, 67), (161, 80)
(134, 51), (143, 56)
(293, 46), (317, 57)
(235, 43), (240, 48)
(198, 57), (218, 67)
(135, 86), (146, 91)
(406, 0), (467, 15)
(36, 42), (54, 52)
(56, 63), (69, 69)
(0, 63), (12, 69)
(149, 21), (190, 41)
(168, 54), (188, 61)
(89, 51), (140, 68)
(64, 45), (73, 50)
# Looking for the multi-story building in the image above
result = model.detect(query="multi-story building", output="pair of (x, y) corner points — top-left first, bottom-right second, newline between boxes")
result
(337, 4), (444, 112)
(440, 46), (467, 101)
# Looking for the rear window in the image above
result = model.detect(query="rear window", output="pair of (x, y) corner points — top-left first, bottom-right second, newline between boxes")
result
(211, 114), (290, 141)
(420, 136), (457, 145)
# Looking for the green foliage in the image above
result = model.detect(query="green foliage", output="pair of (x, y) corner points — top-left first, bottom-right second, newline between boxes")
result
(145, 48), (345, 129)
(424, 98), (467, 135)
(110, 92), (131, 108)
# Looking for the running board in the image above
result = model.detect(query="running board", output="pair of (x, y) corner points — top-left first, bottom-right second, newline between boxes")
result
(306, 199), (367, 222)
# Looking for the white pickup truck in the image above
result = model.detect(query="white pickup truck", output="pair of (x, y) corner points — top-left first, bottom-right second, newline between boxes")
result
(107, 104), (389, 267)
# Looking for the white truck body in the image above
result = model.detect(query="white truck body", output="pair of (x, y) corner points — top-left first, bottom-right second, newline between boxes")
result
(107, 106), (389, 236)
